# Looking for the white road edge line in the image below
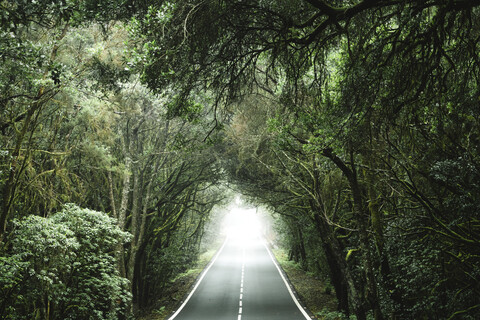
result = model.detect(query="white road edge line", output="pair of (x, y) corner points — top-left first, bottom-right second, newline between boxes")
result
(262, 240), (311, 320)
(167, 237), (230, 320)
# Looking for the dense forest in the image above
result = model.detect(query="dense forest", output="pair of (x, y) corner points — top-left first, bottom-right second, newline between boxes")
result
(1, 0), (479, 319)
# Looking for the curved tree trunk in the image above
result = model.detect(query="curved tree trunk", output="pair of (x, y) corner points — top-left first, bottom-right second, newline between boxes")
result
(311, 211), (351, 315)
(321, 147), (383, 320)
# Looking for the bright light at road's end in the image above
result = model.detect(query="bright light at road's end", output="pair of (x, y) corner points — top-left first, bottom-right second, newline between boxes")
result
(223, 207), (262, 242)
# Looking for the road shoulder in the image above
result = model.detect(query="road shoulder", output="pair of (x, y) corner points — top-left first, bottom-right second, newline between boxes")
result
(272, 248), (338, 319)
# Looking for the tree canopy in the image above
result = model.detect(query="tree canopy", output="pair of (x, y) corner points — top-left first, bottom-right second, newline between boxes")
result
(131, 1), (480, 319)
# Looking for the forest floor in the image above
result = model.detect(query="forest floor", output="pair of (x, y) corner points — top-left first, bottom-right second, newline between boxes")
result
(138, 241), (339, 320)
(272, 248), (339, 319)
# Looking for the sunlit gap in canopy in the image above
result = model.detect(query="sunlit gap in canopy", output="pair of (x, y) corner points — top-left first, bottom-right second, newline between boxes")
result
(222, 196), (263, 245)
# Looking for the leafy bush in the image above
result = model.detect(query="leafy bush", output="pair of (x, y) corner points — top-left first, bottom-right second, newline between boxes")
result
(0, 204), (131, 320)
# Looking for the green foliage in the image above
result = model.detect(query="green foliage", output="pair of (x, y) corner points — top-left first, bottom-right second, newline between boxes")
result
(164, 94), (204, 122)
(87, 57), (131, 92)
(0, 0), (139, 29)
(0, 204), (131, 320)
(2, 0), (479, 319)
(153, 305), (166, 315)
(1, 0), (223, 317)
(316, 308), (358, 320)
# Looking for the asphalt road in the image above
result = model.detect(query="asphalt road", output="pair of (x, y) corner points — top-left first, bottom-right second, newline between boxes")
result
(168, 236), (311, 320)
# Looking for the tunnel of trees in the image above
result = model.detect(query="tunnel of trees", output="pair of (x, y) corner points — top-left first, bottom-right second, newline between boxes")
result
(1, 1), (479, 319)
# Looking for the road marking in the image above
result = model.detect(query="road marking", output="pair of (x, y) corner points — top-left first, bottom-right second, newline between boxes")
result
(167, 238), (229, 320)
(239, 254), (245, 320)
(262, 240), (311, 320)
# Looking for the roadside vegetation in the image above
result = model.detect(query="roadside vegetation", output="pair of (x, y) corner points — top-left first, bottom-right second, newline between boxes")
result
(137, 248), (221, 320)
(274, 248), (338, 318)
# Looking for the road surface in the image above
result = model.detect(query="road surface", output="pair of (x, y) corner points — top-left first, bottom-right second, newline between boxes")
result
(168, 236), (311, 320)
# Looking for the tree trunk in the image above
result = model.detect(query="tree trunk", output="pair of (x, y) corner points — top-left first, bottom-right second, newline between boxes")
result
(364, 152), (403, 314)
(127, 167), (140, 288)
(321, 147), (382, 320)
(349, 151), (383, 320)
(117, 135), (132, 278)
(311, 212), (350, 314)
(297, 227), (307, 267)
(107, 170), (117, 219)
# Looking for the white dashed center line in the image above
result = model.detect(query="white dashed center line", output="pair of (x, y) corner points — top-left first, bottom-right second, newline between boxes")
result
(238, 247), (245, 320)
